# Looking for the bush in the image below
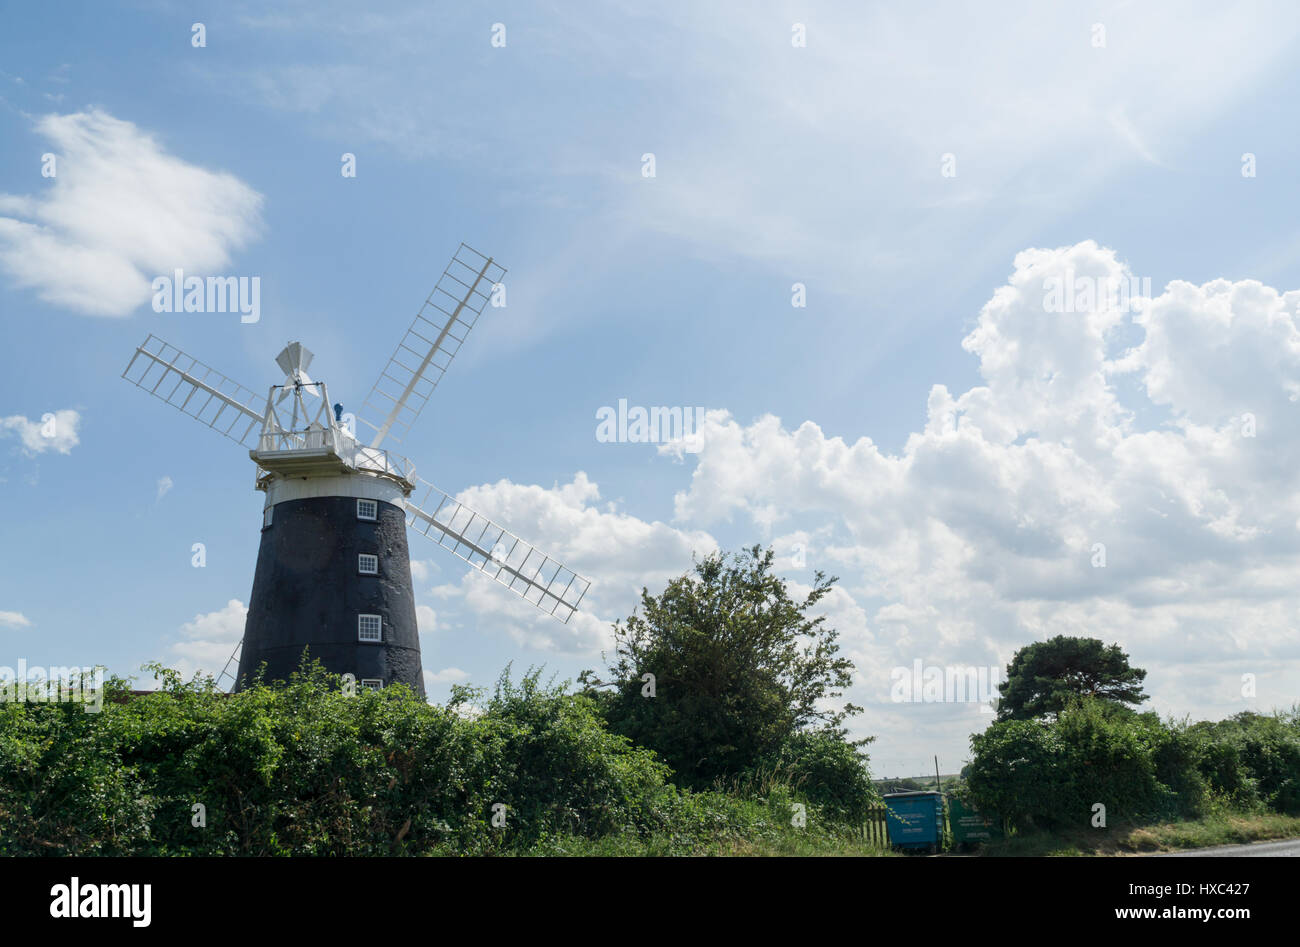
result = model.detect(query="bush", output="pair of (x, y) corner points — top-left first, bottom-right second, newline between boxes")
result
(0, 662), (679, 856)
(757, 729), (879, 823)
(966, 698), (1204, 830)
(1189, 710), (1300, 813)
(965, 716), (1062, 830)
(463, 667), (676, 848)
(0, 660), (880, 856)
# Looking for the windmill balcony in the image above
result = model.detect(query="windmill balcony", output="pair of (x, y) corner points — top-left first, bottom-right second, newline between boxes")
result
(252, 423), (415, 485)
(252, 420), (344, 472)
(250, 390), (415, 488)
(248, 379), (414, 486)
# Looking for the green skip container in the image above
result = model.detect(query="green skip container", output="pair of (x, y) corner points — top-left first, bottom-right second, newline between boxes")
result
(948, 795), (1002, 848)
(882, 790), (944, 853)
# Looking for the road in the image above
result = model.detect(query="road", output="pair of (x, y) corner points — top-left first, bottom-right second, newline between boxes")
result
(1153, 838), (1300, 857)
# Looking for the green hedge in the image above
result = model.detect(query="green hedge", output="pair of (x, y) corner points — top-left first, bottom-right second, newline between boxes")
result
(0, 663), (861, 855)
(0, 664), (677, 855)
(1187, 710), (1300, 813)
(965, 699), (1300, 831)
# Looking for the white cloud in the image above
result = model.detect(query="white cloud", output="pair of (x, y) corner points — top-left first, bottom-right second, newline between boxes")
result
(424, 667), (470, 686)
(223, 2), (1300, 299)
(596, 3), (1299, 288)
(415, 604), (437, 635)
(424, 471), (717, 655)
(155, 476), (173, 501)
(0, 409), (79, 454)
(660, 241), (1300, 767)
(408, 558), (441, 586)
(0, 611), (32, 629)
(169, 599), (246, 680)
(0, 109), (263, 316)
(1127, 279), (1300, 427)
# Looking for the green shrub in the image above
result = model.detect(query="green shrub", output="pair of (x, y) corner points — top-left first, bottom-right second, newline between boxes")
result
(0, 662), (678, 856)
(461, 667), (676, 849)
(0, 660), (880, 856)
(1189, 710), (1300, 814)
(965, 716), (1062, 830)
(757, 728), (879, 823)
(966, 698), (1205, 830)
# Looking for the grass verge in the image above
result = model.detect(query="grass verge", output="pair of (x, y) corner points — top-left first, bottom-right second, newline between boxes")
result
(525, 830), (896, 856)
(522, 791), (897, 856)
(976, 812), (1300, 856)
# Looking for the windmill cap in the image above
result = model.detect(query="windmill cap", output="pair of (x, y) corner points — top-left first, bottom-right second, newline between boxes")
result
(275, 341), (314, 376)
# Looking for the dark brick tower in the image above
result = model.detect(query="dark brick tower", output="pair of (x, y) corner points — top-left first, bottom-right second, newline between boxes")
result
(238, 487), (424, 695)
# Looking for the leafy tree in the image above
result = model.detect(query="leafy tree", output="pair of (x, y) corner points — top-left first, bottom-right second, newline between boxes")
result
(581, 545), (863, 790)
(996, 635), (1147, 721)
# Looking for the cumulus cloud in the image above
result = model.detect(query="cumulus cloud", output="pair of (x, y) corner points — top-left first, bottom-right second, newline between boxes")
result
(658, 241), (1300, 767)
(0, 612), (32, 629)
(0, 409), (79, 454)
(424, 667), (470, 687)
(169, 599), (246, 680)
(415, 604), (437, 635)
(0, 109), (263, 316)
(426, 471), (718, 654)
(408, 558), (442, 587)
(1126, 278), (1300, 427)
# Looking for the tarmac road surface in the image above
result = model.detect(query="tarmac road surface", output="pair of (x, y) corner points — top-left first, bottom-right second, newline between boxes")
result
(1153, 838), (1300, 857)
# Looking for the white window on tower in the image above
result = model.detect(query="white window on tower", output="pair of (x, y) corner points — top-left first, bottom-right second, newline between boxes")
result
(357, 498), (378, 521)
(358, 554), (378, 575)
(358, 614), (382, 642)
(360, 679), (383, 691)
(263, 506), (273, 529)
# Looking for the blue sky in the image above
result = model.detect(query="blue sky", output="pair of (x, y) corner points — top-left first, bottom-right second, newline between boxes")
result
(2, 1), (1299, 776)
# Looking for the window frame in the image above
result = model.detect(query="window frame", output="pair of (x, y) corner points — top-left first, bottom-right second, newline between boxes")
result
(356, 498), (378, 521)
(357, 553), (379, 575)
(357, 614), (382, 642)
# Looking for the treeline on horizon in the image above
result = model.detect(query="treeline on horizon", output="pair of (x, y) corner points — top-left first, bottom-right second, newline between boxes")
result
(0, 547), (1295, 856)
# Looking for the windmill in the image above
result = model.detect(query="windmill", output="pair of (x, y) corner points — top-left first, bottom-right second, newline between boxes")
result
(122, 244), (590, 695)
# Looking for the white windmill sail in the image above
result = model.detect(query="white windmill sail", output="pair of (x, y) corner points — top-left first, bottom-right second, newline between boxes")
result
(406, 477), (591, 624)
(216, 638), (242, 691)
(357, 244), (506, 448)
(122, 335), (265, 447)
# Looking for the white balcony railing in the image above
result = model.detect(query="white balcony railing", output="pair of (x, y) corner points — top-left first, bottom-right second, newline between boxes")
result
(253, 381), (416, 486)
